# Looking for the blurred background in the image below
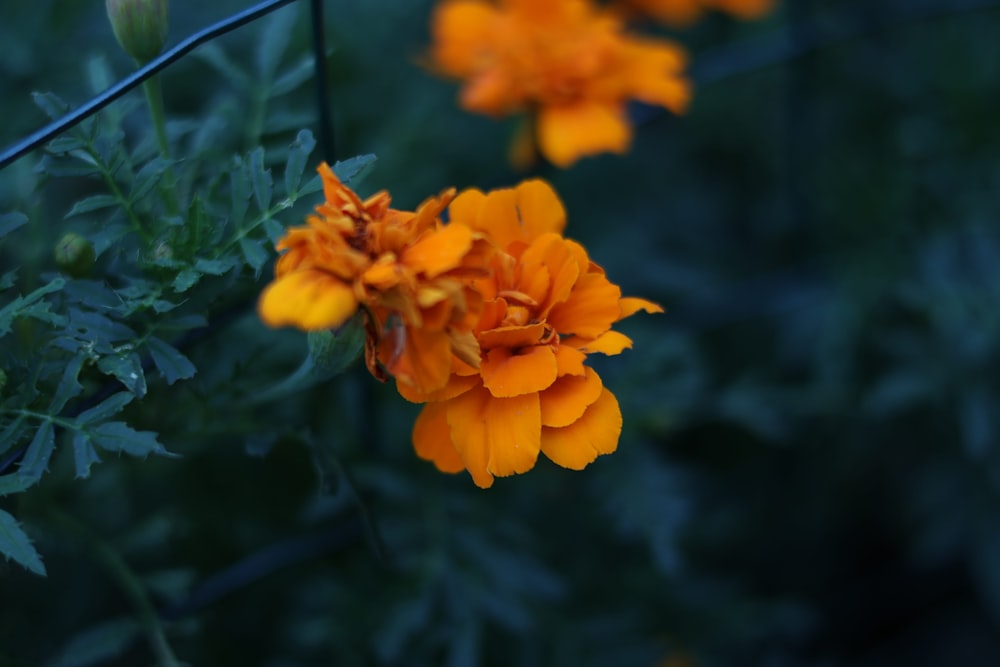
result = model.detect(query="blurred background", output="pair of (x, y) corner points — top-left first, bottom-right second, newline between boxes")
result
(3, 0), (1000, 665)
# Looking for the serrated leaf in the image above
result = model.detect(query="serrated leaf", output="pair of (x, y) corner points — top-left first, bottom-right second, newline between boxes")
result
(239, 237), (269, 272)
(46, 136), (87, 154)
(0, 268), (16, 290)
(262, 218), (284, 244)
(270, 56), (315, 97)
(97, 352), (146, 397)
(75, 392), (134, 425)
(0, 509), (46, 576)
(70, 431), (102, 479)
(194, 257), (237, 275)
(90, 422), (171, 458)
(146, 336), (196, 385)
(249, 147), (273, 211)
(284, 129), (316, 196)
(256, 3), (298, 81)
(49, 354), (86, 414)
(195, 43), (252, 91)
(0, 474), (34, 497)
(131, 157), (174, 202)
(18, 420), (55, 481)
(89, 222), (131, 257)
(0, 416), (28, 457)
(333, 154), (376, 185)
(65, 195), (119, 218)
(172, 268), (201, 293)
(32, 91), (70, 121)
(0, 277), (66, 336)
(66, 308), (136, 346)
(0, 212), (28, 238)
(44, 617), (140, 667)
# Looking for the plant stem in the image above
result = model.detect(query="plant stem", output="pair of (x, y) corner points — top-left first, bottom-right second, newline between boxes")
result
(141, 74), (180, 216)
(48, 509), (183, 667)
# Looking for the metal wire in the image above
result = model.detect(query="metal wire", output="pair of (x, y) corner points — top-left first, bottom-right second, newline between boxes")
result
(310, 0), (335, 162)
(0, 0), (302, 171)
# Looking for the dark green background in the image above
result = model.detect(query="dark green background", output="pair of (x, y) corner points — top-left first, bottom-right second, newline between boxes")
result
(2, 0), (1000, 665)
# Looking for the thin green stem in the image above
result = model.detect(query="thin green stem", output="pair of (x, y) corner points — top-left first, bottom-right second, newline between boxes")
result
(141, 75), (180, 216)
(47, 509), (183, 667)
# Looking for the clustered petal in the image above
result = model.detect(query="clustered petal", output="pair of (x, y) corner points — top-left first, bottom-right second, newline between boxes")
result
(258, 163), (492, 395)
(621, 0), (775, 25)
(429, 0), (691, 167)
(401, 180), (662, 488)
(259, 168), (661, 489)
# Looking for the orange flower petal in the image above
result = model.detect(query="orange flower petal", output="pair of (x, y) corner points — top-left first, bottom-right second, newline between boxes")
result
(539, 366), (603, 427)
(448, 188), (487, 228)
(540, 388), (622, 470)
(537, 102), (631, 167)
(397, 370), (479, 404)
(402, 223), (474, 278)
(382, 326), (453, 394)
(413, 402), (466, 473)
(554, 344), (587, 376)
(547, 272), (623, 338)
(520, 233), (580, 315)
(445, 385), (494, 488)
(478, 322), (547, 350)
(620, 296), (664, 318)
(515, 180), (566, 239)
(476, 186), (523, 248)
(576, 330), (633, 356)
(431, 0), (498, 77)
(258, 270), (358, 330)
(481, 345), (558, 397)
(485, 392), (541, 479)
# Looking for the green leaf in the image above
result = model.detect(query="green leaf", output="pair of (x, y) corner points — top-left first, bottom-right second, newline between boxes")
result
(70, 431), (102, 479)
(0, 211), (28, 239)
(32, 91), (70, 121)
(194, 43), (252, 91)
(49, 354), (86, 414)
(19, 421), (55, 481)
(131, 157), (174, 202)
(284, 129), (316, 197)
(146, 336), (196, 385)
(89, 222), (131, 257)
(0, 474), (34, 497)
(256, 3), (298, 82)
(262, 218), (284, 244)
(0, 277), (66, 337)
(66, 308), (135, 345)
(239, 237), (269, 272)
(90, 422), (171, 458)
(249, 146), (273, 211)
(65, 195), (119, 218)
(75, 392), (134, 425)
(0, 509), (46, 576)
(194, 256), (237, 275)
(44, 617), (140, 667)
(172, 268), (201, 293)
(97, 352), (146, 397)
(270, 56), (315, 97)
(333, 154), (377, 185)
(0, 268), (16, 290)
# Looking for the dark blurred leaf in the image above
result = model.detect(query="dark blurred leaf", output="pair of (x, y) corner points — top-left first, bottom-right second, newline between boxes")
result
(0, 211), (28, 238)
(284, 129), (316, 196)
(270, 56), (315, 97)
(89, 422), (171, 458)
(0, 277), (66, 336)
(19, 420), (55, 481)
(75, 392), (133, 425)
(70, 431), (102, 480)
(256, 3), (298, 82)
(97, 352), (146, 397)
(44, 617), (140, 667)
(333, 154), (376, 186)
(32, 90), (69, 120)
(0, 509), (45, 576)
(249, 146), (273, 211)
(64, 195), (119, 218)
(49, 353), (86, 414)
(239, 236), (269, 272)
(146, 336), (196, 385)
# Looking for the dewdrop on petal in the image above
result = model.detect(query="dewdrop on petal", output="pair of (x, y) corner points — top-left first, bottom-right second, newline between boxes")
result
(106, 0), (169, 63)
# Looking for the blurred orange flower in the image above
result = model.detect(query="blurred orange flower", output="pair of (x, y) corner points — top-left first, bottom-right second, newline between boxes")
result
(258, 164), (492, 394)
(621, 0), (775, 25)
(429, 0), (690, 167)
(399, 179), (662, 488)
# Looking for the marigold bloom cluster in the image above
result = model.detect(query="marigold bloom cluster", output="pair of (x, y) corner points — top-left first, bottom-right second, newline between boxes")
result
(621, 0), (775, 24)
(258, 164), (491, 394)
(429, 0), (690, 167)
(259, 168), (661, 488)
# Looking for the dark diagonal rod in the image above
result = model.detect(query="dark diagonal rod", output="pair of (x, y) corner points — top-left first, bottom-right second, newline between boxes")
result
(0, 0), (300, 171)
(309, 0), (335, 162)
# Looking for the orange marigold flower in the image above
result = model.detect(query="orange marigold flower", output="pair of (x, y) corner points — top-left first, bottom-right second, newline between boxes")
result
(398, 179), (662, 488)
(429, 0), (690, 167)
(620, 0), (775, 25)
(258, 163), (493, 394)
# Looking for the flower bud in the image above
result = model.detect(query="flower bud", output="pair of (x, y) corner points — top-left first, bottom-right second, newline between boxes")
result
(106, 0), (169, 64)
(54, 233), (95, 278)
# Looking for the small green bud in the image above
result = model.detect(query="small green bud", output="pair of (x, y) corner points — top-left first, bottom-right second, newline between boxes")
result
(106, 0), (169, 64)
(54, 232), (95, 278)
